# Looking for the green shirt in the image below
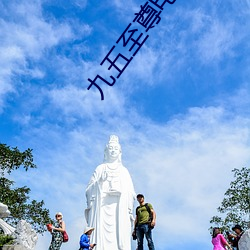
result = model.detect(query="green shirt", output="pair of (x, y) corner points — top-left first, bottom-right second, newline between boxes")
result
(136, 203), (153, 225)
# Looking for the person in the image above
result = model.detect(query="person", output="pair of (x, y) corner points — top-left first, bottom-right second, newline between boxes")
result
(133, 194), (156, 250)
(230, 225), (244, 250)
(226, 231), (238, 249)
(79, 227), (96, 250)
(48, 212), (66, 250)
(211, 227), (232, 250)
(85, 135), (136, 250)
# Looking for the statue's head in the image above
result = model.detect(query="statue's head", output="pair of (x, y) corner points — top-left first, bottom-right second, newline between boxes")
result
(104, 135), (122, 163)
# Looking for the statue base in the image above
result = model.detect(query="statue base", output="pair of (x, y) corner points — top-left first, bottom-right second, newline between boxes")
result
(1, 245), (26, 250)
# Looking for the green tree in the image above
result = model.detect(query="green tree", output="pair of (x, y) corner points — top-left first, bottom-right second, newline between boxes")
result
(210, 167), (250, 232)
(0, 143), (52, 233)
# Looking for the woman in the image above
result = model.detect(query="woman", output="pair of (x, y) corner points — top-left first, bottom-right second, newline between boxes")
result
(212, 227), (232, 250)
(49, 212), (66, 250)
(79, 227), (96, 250)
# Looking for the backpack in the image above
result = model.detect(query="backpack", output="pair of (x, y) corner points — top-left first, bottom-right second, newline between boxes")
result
(136, 203), (154, 229)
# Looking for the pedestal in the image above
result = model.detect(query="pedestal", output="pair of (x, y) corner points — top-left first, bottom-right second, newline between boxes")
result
(1, 245), (26, 250)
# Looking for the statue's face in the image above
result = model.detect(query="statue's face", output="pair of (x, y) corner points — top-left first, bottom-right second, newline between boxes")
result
(107, 142), (121, 160)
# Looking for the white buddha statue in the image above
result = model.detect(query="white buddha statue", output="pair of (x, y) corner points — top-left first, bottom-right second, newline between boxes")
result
(85, 135), (136, 250)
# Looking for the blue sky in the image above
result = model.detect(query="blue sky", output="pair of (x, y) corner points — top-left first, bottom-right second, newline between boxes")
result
(1, 0), (250, 249)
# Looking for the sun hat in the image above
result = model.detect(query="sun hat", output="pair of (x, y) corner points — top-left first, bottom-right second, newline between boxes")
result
(84, 227), (95, 234)
(55, 212), (63, 218)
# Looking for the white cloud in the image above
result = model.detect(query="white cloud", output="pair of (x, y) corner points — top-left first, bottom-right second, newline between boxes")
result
(10, 92), (250, 249)
(1, 2), (73, 57)
(155, 4), (246, 68)
(197, 20), (235, 63)
(48, 84), (126, 120)
(73, 0), (87, 9)
(110, 0), (140, 22)
(0, 1), (75, 110)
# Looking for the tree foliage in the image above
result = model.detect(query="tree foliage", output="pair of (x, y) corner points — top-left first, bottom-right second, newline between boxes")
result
(0, 144), (36, 175)
(210, 167), (250, 232)
(0, 234), (14, 246)
(0, 143), (52, 233)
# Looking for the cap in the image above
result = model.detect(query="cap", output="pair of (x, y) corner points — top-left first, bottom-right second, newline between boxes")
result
(136, 194), (144, 198)
(232, 225), (243, 231)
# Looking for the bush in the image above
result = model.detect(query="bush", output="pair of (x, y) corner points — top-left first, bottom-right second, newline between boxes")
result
(0, 234), (14, 247)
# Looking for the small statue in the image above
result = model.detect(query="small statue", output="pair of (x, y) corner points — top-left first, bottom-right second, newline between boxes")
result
(0, 202), (38, 250)
(13, 220), (38, 250)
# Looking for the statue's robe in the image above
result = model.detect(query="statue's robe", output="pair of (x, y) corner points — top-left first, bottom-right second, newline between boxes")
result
(85, 163), (136, 250)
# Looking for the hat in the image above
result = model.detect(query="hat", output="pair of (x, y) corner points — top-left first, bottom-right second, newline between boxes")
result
(84, 227), (94, 234)
(232, 225), (243, 231)
(55, 212), (63, 218)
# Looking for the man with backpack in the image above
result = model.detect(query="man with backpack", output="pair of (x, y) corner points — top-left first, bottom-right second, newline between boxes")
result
(132, 194), (156, 250)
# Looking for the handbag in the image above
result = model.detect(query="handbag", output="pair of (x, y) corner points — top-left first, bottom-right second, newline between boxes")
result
(62, 231), (69, 242)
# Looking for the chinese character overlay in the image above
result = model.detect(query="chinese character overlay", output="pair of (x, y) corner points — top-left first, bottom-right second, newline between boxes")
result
(87, 0), (177, 100)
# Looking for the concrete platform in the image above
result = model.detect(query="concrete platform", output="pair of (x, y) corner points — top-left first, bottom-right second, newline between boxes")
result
(1, 245), (26, 250)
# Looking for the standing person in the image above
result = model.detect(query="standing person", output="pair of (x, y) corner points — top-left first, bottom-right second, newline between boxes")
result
(231, 225), (244, 250)
(133, 194), (156, 250)
(85, 135), (136, 250)
(79, 227), (96, 250)
(48, 212), (66, 250)
(226, 231), (238, 249)
(211, 227), (232, 250)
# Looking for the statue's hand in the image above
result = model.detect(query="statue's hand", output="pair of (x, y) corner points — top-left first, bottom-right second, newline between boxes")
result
(86, 195), (95, 209)
(101, 171), (108, 181)
(129, 213), (135, 222)
(88, 201), (93, 208)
